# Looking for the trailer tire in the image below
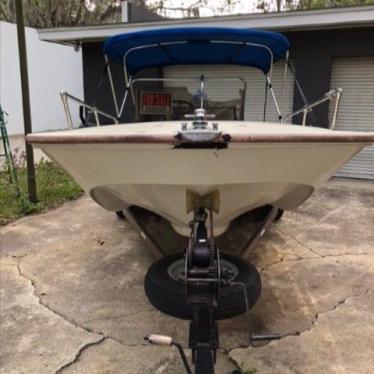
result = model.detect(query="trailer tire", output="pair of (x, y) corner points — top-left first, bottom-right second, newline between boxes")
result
(144, 253), (261, 320)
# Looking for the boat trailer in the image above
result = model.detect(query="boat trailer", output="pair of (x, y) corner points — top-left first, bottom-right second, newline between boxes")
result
(120, 197), (282, 374)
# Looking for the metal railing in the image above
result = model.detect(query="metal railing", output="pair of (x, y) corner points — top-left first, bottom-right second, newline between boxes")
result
(60, 84), (343, 131)
(282, 88), (343, 129)
(60, 91), (119, 129)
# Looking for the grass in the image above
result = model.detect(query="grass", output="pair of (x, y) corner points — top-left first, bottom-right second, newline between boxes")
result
(0, 160), (83, 226)
(239, 365), (258, 374)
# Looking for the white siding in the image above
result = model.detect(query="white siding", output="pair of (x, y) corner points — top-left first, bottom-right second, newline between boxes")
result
(163, 62), (294, 123)
(329, 57), (374, 180)
(0, 21), (83, 135)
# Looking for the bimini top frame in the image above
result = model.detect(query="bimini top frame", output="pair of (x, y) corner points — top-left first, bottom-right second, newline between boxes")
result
(103, 27), (290, 76)
(59, 27), (343, 130)
(103, 27), (290, 121)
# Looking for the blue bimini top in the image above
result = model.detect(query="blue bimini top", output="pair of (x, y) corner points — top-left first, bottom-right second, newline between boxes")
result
(103, 27), (290, 75)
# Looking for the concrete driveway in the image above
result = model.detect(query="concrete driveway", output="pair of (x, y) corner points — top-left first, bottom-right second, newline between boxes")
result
(1, 178), (373, 374)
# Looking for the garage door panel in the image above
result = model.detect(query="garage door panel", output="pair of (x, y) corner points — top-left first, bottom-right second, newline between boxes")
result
(329, 57), (374, 180)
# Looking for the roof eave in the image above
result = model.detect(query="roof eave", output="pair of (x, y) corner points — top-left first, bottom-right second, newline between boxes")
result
(38, 5), (374, 45)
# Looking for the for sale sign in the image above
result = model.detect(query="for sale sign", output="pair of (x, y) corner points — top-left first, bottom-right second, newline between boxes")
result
(141, 92), (172, 115)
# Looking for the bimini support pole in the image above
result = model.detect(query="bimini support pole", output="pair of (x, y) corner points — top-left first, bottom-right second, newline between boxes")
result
(266, 75), (283, 122)
(118, 76), (132, 120)
(330, 88), (343, 130)
(200, 75), (205, 109)
(105, 55), (120, 119)
(280, 50), (289, 117)
(263, 78), (268, 122)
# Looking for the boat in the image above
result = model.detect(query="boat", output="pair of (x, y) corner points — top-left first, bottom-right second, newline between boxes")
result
(27, 28), (374, 239)
(26, 27), (374, 374)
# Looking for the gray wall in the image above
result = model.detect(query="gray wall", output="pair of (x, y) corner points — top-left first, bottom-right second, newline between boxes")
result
(285, 28), (374, 127)
(82, 27), (374, 126)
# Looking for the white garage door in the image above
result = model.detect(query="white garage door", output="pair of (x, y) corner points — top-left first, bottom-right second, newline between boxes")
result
(329, 57), (374, 180)
(163, 62), (294, 123)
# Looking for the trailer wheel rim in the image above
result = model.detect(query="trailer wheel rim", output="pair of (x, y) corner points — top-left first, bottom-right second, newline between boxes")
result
(167, 258), (239, 282)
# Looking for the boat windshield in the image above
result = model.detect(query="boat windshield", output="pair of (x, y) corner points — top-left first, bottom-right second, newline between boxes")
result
(130, 75), (246, 122)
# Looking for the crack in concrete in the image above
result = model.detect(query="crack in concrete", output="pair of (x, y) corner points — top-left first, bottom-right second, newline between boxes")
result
(11, 263), (109, 373)
(11, 254), (28, 258)
(247, 288), (371, 352)
(284, 288), (371, 340)
(9, 234), (370, 373)
(274, 227), (323, 258)
(107, 289), (372, 371)
(217, 347), (241, 371)
(271, 227), (369, 261)
(261, 250), (370, 272)
(300, 205), (347, 233)
(106, 336), (143, 349)
(0, 254), (27, 268)
(16, 264), (96, 333)
(260, 257), (284, 271)
(14, 262), (153, 367)
(297, 288), (370, 336)
(55, 336), (106, 374)
(228, 288), (371, 373)
(53, 333), (161, 374)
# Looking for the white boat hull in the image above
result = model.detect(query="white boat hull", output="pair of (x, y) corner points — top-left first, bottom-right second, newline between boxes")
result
(38, 139), (367, 236)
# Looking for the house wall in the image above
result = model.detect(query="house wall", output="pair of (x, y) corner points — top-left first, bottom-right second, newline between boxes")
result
(0, 21), (83, 135)
(285, 28), (374, 127)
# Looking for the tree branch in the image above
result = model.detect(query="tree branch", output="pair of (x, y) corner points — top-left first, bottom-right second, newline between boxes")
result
(0, 2), (11, 22)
